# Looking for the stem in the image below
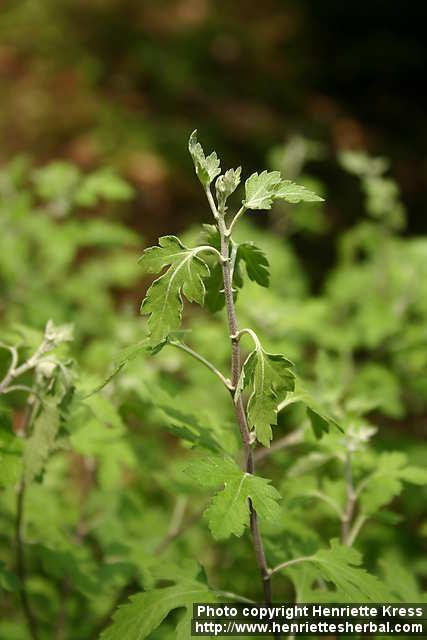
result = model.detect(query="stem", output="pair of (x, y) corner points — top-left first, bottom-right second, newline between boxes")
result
(153, 496), (188, 554)
(215, 590), (255, 604)
(206, 188), (220, 219)
(254, 429), (303, 463)
(213, 189), (274, 615)
(168, 340), (233, 391)
(227, 205), (247, 236)
(0, 343), (18, 393)
(308, 490), (345, 520)
(194, 244), (224, 262)
(341, 451), (356, 545)
(236, 327), (262, 350)
(269, 556), (312, 576)
(347, 514), (367, 547)
(0, 340), (47, 395)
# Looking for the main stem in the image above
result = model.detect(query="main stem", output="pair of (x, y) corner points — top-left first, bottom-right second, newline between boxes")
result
(217, 214), (274, 607)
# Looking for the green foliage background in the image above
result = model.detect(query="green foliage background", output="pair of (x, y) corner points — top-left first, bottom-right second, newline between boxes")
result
(0, 2), (426, 639)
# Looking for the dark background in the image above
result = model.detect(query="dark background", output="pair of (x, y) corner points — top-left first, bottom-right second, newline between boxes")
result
(1, 0), (426, 241)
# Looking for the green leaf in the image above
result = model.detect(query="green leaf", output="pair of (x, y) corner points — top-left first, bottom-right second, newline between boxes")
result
(243, 171), (323, 211)
(188, 130), (221, 188)
(286, 540), (391, 602)
(274, 180), (324, 204)
(184, 455), (241, 488)
(156, 404), (224, 453)
(23, 403), (60, 484)
(139, 236), (210, 344)
(185, 455), (281, 539)
(215, 167), (241, 210)
(310, 540), (391, 602)
(379, 552), (425, 602)
(204, 261), (226, 313)
(206, 473), (281, 539)
(243, 170), (282, 210)
(359, 452), (427, 515)
(237, 342), (294, 446)
(101, 580), (217, 640)
(236, 242), (270, 288)
(278, 377), (340, 438)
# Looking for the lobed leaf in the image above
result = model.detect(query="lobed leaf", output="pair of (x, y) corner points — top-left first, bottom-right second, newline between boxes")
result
(274, 180), (324, 204)
(237, 343), (294, 446)
(139, 236), (210, 344)
(244, 171), (323, 211)
(244, 170), (282, 210)
(188, 130), (221, 187)
(359, 452), (427, 515)
(310, 539), (392, 602)
(185, 455), (281, 539)
(285, 540), (392, 602)
(184, 455), (241, 488)
(236, 242), (270, 288)
(215, 167), (241, 211)
(101, 580), (216, 640)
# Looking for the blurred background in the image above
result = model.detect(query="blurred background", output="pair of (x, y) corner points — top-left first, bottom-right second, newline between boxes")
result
(1, 2), (427, 635)
(1, 0), (426, 243)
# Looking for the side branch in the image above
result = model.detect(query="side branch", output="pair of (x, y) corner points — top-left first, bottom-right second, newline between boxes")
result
(254, 429), (303, 463)
(168, 340), (233, 391)
(269, 556), (311, 576)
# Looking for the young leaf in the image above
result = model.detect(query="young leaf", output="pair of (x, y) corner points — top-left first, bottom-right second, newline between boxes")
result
(215, 167), (241, 211)
(237, 343), (294, 446)
(139, 236), (210, 344)
(274, 180), (324, 204)
(243, 170), (282, 210)
(101, 581), (217, 640)
(188, 130), (221, 188)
